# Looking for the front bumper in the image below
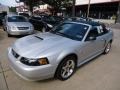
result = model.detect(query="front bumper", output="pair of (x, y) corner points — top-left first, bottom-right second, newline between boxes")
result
(7, 30), (34, 35)
(8, 48), (56, 81)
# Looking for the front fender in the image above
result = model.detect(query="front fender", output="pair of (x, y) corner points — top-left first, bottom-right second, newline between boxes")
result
(56, 49), (78, 65)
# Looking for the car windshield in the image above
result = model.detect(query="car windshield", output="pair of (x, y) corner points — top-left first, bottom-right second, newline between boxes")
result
(8, 16), (27, 22)
(51, 23), (89, 41)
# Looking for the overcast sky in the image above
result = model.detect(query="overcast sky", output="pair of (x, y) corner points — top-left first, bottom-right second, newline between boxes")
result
(0, 0), (18, 7)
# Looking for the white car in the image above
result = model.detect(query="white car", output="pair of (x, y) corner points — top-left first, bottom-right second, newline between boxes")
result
(3, 15), (34, 37)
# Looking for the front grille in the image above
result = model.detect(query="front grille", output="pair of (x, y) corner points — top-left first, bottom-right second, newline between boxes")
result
(17, 27), (29, 30)
(12, 49), (19, 58)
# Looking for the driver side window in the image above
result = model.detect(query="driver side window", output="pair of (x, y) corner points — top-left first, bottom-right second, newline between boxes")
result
(85, 27), (99, 41)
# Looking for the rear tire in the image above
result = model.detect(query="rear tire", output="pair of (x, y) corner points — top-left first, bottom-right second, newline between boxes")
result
(103, 42), (111, 54)
(55, 56), (76, 81)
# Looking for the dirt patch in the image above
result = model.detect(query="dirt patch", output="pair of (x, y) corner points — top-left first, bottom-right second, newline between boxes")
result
(0, 28), (5, 41)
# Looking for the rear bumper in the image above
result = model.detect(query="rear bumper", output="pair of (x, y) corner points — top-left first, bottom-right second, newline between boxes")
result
(8, 48), (56, 81)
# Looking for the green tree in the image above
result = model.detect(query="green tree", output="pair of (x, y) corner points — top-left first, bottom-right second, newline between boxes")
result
(41, 0), (73, 15)
(16, 0), (75, 16)
(18, 0), (43, 15)
(9, 7), (16, 12)
(18, 0), (74, 15)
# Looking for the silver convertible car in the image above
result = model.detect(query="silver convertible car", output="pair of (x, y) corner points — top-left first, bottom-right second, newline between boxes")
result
(8, 21), (113, 81)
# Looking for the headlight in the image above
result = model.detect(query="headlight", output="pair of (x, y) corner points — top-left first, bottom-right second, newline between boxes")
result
(20, 57), (49, 66)
(47, 24), (53, 28)
(8, 26), (17, 30)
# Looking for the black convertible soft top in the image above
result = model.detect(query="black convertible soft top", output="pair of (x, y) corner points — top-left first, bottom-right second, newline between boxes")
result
(65, 20), (104, 27)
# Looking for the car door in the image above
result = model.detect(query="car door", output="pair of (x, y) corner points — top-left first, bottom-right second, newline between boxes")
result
(96, 26), (107, 51)
(78, 26), (105, 64)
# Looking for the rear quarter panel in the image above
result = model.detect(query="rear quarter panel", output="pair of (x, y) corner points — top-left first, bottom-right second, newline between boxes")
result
(104, 30), (113, 46)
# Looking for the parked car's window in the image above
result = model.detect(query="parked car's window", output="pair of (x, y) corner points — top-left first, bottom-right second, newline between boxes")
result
(19, 13), (29, 18)
(53, 16), (63, 21)
(97, 25), (109, 35)
(51, 23), (89, 41)
(49, 16), (56, 21)
(98, 26), (104, 33)
(8, 16), (27, 22)
(42, 16), (55, 22)
(101, 25), (109, 34)
(32, 17), (41, 20)
(86, 27), (99, 41)
(41, 16), (49, 21)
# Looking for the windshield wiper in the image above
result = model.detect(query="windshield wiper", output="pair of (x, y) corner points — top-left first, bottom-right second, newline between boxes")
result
(34, 36), (43, 40)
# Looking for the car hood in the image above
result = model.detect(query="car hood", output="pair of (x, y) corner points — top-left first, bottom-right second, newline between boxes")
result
(12, 32), (76, 58)
(7, 22), (32, 27)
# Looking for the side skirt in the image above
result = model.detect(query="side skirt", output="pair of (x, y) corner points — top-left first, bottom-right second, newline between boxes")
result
(77, 50), (104, 67)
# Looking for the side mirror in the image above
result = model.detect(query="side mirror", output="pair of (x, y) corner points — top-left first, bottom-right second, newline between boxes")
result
(88, 36), (96, 41)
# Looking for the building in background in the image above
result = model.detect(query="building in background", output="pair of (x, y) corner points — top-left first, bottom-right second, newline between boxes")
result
(73, 0), (120, 19)
(16, 2), (28, 14)
(0, 3), (9, 14)
(33, 4), (52, 15)
(16, 3), (52, 15)
(16, 5), (28, 14)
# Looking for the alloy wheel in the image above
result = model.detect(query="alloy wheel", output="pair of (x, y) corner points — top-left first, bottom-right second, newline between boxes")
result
(61, 60), (75, 79)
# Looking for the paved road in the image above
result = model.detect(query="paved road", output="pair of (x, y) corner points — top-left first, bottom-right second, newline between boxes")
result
(110, 23), (120, 29)
(0, 27), (120, 90)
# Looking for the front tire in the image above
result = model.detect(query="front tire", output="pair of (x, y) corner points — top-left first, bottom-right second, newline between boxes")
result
(7, 33), (12, 37)
(55, 56), (76, 81)
(3, 26), (6, 31)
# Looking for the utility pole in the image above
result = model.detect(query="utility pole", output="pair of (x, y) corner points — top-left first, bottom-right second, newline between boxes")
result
(116, 1), (120, 23)
(28, 0), (33, 16)
(72, 0), (76, 17)
(87, 0), (91, 18)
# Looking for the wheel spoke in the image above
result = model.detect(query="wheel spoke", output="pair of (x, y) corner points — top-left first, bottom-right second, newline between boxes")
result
(68, 61), (74, 68)
(62, 66), (66, 71)
(62, 69), (67, 77)
(106, 43), (111, 53)
(67, 69), (73, 76)
(66, 61), (70, 67)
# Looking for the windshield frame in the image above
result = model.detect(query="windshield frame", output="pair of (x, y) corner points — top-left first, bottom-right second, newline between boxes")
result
(50, 22), (90, 41)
